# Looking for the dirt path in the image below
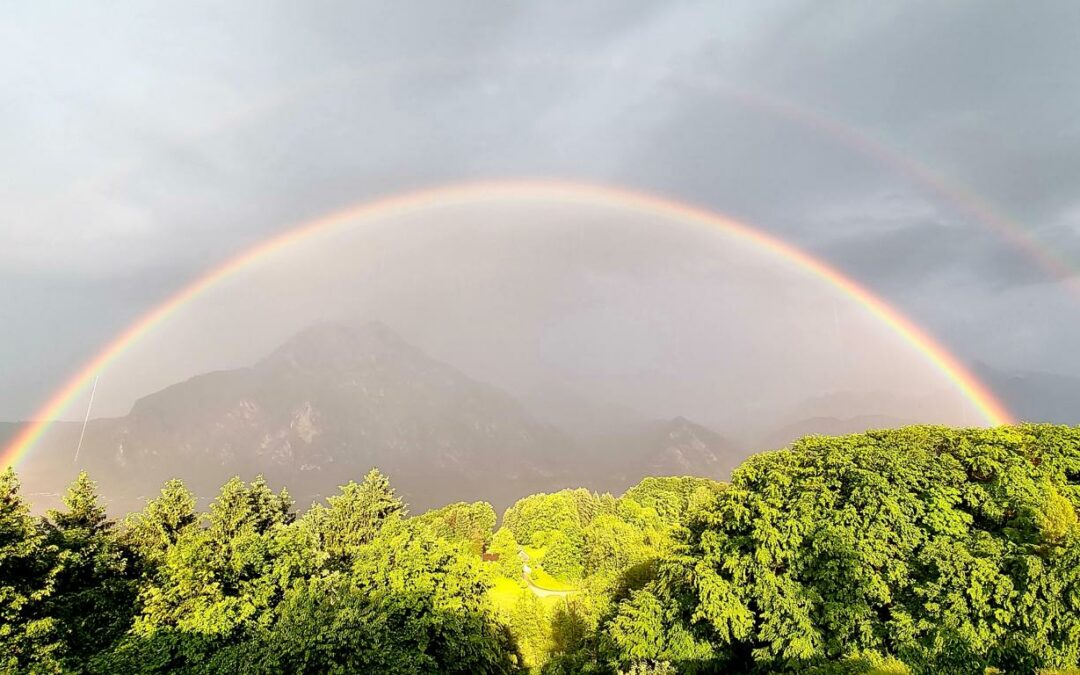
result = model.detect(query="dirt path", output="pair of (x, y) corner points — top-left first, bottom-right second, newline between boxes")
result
(518, 547), (578, 598)
(524, 574), (576, 598)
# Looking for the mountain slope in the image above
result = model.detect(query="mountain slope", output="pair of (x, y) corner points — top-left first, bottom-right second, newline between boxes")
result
(973, 362), (1080, 425)
(635, 416), (738, 477)
(575, 416), (740, 495)
(758, 414), (915, 451)
(10, 322), (753, 514)
(16, 323), (578, 513)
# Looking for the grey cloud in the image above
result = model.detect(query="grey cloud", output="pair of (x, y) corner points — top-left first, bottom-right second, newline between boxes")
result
(3, 0), (1080, 424)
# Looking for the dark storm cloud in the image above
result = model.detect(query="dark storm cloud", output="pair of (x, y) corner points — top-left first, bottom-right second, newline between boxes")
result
(819, 215), (1055, 292)
(727, 0), (1080, 274)
(3, 0), (1080, 419)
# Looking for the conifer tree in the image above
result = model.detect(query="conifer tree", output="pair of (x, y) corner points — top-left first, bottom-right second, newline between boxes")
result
(0, 468), (61, 670)
(489, 527), (525, 582)
(44, 471), (137, 666)
(123, 478), (198, 569)
(305, 467), (406, 570)
(133, 477), (291, 642)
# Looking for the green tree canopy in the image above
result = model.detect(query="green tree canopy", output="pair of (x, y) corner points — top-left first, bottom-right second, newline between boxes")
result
(43, 472), (137, 668)
(303, 467), (406, 571)
(489, 526), (525, 582)
(414, 500), (496, 555)
(621, 476), (725, 524)
(503, 490), (597, 547)
(5, 426), (1080, 674)
(606, 425), (1080, 674)
(0, 467), (61, 671)
(123, 478), (199, 571)
(265, 518), (519, 674)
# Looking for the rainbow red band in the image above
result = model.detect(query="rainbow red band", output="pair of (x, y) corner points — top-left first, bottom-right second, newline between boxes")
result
(1, 179), (1014, 469)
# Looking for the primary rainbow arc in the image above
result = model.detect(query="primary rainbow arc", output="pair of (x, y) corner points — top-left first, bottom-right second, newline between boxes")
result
(0, 179), (1014, 470)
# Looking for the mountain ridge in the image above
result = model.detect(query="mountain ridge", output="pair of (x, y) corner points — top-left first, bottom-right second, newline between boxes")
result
(12, 322), (737, 514)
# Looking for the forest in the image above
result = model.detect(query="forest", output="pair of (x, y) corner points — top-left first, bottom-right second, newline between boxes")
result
(3, 424), (1080, 674)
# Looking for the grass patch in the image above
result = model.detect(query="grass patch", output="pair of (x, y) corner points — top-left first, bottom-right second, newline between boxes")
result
(488, 575), (526, 613)
(529, 567), (577, 592)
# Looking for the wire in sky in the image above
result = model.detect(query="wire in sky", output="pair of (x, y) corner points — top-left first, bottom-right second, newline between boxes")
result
(73, 374), (99, 464)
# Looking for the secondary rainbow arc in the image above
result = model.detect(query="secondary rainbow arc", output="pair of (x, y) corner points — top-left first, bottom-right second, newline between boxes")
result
(67, 57), (1078, 296)
(0, 179), (1014, 470)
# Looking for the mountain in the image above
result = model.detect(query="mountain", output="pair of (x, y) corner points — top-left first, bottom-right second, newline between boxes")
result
(518, 387), (650, 442)
(12, 332), (1071, 517)
(634, 416), (739, 477)
(9, 322), (755, 515)
(0, 422), (18, 450)
(757, 414), (915, 451)
(574, 416), (741, 495)
(14, 323), (579, 514)
(120, 322), (569, 475)
(973, 362), (1080, 425)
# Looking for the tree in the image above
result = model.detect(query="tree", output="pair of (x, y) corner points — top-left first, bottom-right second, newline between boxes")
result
(0, 468), (61, 671)
(206, 475), (293, 541)
(43, 472), (137, 666)
(123, 479), (198, 571)
(131, 477), (292, 646)
(503, 492), (582, 547)
(583, 513), (651, 578)
(566, 488), (604, 529)
(489, 527), (525, 582)
(622, 477), (724, 525)
(604, 425), (1080, 673)
(545, 594), (606, 674)
(414, 501), (496, 555)
(245, 475), (295, 531)
(605, 589), (713, 672)
(48, 472), (108, 532)
(265, 519), (520, 674)
(536, 529), (584, 582)
(501, 587), (550, 671)
(304, 468), (406, 571)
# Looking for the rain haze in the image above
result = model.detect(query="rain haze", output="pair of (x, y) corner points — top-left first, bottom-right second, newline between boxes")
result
(59, 198), (979, 433)
(3, 1), (1080, 510)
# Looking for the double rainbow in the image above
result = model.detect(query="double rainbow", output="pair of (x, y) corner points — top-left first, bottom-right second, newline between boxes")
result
(0, 179), (1013, 470)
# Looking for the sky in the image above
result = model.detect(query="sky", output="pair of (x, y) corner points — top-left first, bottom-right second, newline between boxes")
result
(2, 1), (1079, 424)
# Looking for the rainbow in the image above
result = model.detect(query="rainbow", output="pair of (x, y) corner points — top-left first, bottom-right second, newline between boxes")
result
(714, 84), (1080, 295)
(0, 179), (1014, 470)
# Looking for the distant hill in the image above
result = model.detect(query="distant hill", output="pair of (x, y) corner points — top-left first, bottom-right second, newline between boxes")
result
(11, 322), (1026, 516)
(14, 323), (581, 513)
(568, 416), (741, 495)
(631, 416), (738, 477)
(11, 323), (743, 515)
(0, 422), (18, 449)
(750, 364), (1080, 450)
(973, 362), (1080, 425)
(757, 414), (915, 451)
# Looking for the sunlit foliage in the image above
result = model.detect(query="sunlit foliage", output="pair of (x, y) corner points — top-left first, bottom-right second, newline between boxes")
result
(0, 468), (61, 671)
(603, 425), (1080, 674)
(414, 500), (497, 555)
(2, 424), (1079, 673)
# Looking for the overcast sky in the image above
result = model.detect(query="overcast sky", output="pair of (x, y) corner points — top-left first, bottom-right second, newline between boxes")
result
(2, 1), (1079, 423)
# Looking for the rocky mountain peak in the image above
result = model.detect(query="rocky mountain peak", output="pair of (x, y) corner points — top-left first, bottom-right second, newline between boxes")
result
(662, 416), (719, 441)
(640, 416), (735, 477)
(260, 321), (418, 373)
(14, 321), (741, 515)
